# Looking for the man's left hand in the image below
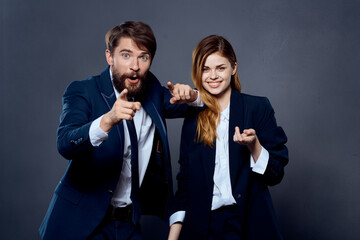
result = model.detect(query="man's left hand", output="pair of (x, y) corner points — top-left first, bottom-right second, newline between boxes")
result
(168, 82), (198, 104)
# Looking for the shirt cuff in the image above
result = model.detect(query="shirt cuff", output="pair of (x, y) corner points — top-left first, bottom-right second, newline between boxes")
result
(186, 90), (204, 107)
(250, 146), (269, 175)
(169, 211), (186, 226)
(89, 115), (109, 146)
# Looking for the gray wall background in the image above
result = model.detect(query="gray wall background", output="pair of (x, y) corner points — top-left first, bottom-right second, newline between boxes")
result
(1, 0), (359, 239)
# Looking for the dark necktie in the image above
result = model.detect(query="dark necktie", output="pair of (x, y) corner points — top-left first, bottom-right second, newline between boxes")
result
(126, 119), (140, 223)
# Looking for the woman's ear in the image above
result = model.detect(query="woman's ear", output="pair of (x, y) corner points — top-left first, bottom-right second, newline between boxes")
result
(232, 62), (237, 75)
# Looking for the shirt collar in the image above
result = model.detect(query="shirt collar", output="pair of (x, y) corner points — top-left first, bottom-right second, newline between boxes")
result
(109, 68), (120, 98)
(220, 103), (230, 121)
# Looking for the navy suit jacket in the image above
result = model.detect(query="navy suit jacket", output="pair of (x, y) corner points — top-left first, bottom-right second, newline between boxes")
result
(172, 89), (288, 240)
(39, 67), (193, 240)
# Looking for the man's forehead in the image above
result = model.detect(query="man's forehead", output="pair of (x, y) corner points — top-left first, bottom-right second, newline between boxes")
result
(117, 37), (149, 54)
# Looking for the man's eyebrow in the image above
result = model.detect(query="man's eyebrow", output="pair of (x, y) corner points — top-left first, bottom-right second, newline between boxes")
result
(119, 49), (150, 55)
(119, 49), (132, 53)
(139, 51), (150, 55)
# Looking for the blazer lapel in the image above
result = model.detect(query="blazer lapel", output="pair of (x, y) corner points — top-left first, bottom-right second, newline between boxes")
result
(229, 90), (247, 186)
(97, 67), (117, 112)
(97, 67), (115, 101)
(141, 100), (168, 149)
(141, 99), (173, 190)
(97, 67), (124, 159)
(202, 142), (216, 192)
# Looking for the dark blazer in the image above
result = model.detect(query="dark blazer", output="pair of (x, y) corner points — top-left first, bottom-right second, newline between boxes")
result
(39, 67), (192, 240)
(172, 89), (289, 240)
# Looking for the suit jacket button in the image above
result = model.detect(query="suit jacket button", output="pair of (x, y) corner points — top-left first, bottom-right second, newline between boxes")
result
(70, 140), (75, 146)
(235, 193), (241, 199)
(108, 190), (113, 195)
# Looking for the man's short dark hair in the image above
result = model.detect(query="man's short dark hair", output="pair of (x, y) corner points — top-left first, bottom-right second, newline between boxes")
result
(105, 21), (157, 60)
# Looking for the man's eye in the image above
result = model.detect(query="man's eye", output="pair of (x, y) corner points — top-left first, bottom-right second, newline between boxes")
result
(122, 53), (130, 58)
(140, 55), (149, 61)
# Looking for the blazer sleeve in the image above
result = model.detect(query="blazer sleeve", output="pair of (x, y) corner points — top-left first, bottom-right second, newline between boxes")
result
(253, 97), (289, 186)
(56, 81), (95, 160)
(162, 86), (193, 119)
(144, 72), (202, 119)
(171, 117), (194, 213)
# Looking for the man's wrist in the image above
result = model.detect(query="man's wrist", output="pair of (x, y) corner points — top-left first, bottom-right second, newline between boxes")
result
(187, 90), (204, 107)
(191, 90), (198, 102)
(100, 113), (113, 132)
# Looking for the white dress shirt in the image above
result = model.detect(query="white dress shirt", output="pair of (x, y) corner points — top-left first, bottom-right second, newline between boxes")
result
(169, 103), (270, 225)
(89, 69), (203, 208)
(211, 104), (237, 210)
(90, 71), (155, 207)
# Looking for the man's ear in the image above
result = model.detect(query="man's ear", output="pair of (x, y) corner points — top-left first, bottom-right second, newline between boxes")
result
(105, 49), (113, 66)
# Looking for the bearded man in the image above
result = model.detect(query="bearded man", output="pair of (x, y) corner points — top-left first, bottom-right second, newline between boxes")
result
(39, 21), (200, 240)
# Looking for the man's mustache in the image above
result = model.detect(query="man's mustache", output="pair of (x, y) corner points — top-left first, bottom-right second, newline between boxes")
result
(123, 72), (145, 80)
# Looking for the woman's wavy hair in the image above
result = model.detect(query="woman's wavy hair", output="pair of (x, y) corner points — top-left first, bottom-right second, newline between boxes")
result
(192, 35), (241, 147)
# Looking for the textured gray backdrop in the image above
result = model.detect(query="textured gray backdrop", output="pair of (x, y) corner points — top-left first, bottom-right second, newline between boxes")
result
(1, 0), (359, 239)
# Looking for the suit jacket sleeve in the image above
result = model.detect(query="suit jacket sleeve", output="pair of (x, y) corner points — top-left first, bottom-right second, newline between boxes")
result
(171, 116), (195, 214)
(161, 86), (190, 118)
(159, 79), (201, 119)
(252, 97), (288, 186)
(57, 80), (95, 160)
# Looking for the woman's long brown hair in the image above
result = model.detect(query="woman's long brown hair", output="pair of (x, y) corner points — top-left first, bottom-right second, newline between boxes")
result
(192, 35), (241, 147)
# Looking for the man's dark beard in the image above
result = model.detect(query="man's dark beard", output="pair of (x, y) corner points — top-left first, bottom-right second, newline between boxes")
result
(112, 71), (149, 101)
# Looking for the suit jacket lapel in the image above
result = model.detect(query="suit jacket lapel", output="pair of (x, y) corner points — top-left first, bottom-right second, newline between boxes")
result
(97, 67), (115, 101)
(97, 67), (124, 159)
(229, 90), (247, 186)
(202, 142), (216, 192)
(141, 99), (174, 191)
(141, 100), (168, 149)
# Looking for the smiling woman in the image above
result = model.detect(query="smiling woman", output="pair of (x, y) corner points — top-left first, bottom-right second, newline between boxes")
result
(168, 35), (289, 240)
(201, 52), (237, 110)
(192, 35), (241, 147)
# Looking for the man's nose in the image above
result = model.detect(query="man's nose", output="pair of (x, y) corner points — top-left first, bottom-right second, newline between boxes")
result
(130, 58), (139, 72)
